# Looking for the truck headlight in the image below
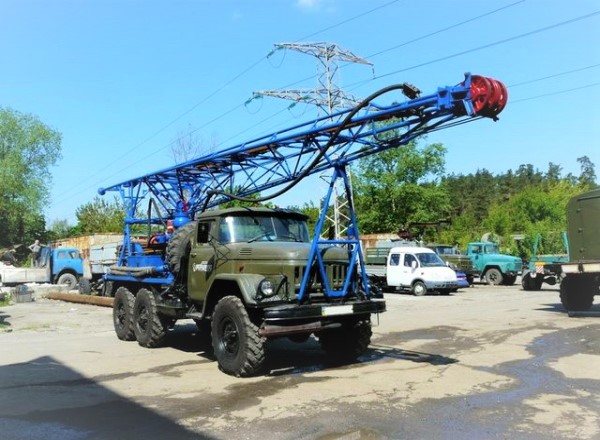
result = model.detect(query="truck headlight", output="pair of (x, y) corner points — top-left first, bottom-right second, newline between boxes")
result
(258, 279), (274, 297)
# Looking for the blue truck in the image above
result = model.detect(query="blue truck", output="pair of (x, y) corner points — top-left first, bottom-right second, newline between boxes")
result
(0, 246), (85, 289)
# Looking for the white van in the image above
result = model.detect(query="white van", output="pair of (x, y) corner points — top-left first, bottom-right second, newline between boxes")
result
(386, 246), (458, 296)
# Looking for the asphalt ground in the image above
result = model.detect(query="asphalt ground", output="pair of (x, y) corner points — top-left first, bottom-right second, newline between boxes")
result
(0, 281), (599, 440)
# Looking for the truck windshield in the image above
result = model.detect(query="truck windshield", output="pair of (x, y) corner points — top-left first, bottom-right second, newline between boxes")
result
(416, 252), (446, 267)
(484, 244), (499, 254)
(219, 215), (310, 243)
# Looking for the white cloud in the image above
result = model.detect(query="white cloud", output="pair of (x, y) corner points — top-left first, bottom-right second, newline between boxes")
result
(296, 0), (323, 10)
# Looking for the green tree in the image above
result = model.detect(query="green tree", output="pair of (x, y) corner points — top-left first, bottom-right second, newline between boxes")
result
(75, 196), (125, 233)
(46, 218), (75, 241)
(352, 141), (450, 234)
(0, 107), (62, 247)
(577, 155), (596, 187)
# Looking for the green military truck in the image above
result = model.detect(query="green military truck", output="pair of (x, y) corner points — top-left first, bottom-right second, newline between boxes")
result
(110, 207), (385, 376)
(426, 244), (477, 285)
(465, 241), (523, 285)
(558, 188), (600, 311)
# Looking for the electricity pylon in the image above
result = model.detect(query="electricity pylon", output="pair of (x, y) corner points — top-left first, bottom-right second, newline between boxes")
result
(254, 42), (373, 239)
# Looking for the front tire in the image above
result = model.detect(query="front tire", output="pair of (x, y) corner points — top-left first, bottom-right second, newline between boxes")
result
(113, 287), (136, 341)
(412, 281), (427, 296)
(485, 268), (503, 286)
(133, 289), (167, 348)
(57, 273), (78, 289)
(211, 296), (266, 377)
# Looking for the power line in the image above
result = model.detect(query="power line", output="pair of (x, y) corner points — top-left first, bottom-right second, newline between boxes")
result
(366, 0), (526, 59)
(508, 63), (600, 87)
(511, 82), (600, 103)
(373, 10), (600, 81)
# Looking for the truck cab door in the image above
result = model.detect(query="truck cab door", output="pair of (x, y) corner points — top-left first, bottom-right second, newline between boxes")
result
(188, 221), (217, 303)
(399, 253), (418, 287)
(386, 252), (402, 287)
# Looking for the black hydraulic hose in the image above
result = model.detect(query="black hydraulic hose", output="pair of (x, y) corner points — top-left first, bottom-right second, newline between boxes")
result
(208, 83), (412, 204)
(109, 265), (159, 277)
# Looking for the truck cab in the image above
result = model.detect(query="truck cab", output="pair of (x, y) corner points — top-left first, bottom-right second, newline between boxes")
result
(466, 241), (522, 286)
(385, 246), (458, 296)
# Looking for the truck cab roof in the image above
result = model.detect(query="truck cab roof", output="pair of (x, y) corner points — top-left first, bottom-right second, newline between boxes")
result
(198, 207), (308, 221)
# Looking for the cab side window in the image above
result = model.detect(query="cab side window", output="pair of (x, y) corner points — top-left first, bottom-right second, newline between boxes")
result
(389, 253), (400, 266)
(404, 254), (416, 267)
(197, 221), (213, 244)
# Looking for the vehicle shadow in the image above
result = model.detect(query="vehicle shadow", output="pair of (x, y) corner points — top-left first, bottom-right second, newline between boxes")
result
(165, 322), (459, 377)
(264, 339), (458, 377)
(536, 302), (600, 316)
(0, 355), (213, 439)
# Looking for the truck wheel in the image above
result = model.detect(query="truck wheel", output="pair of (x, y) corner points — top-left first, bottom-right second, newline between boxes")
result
(133, 288), (167, 348)
(503, 274), (517, 286)
(211, 296), (266, 377)
(521, 271), (533, 290)
(485, 268), (503, 286)
(166, 221), (197, 274)
(522, 272), (542, 291)
(412, 281), (427, 296)
(319, 318), (372, 360)
(560, 276), (594, 311)
(78, 277), (92, 295)
(113, 287), (136, 341)
(57, 273), (78, 289)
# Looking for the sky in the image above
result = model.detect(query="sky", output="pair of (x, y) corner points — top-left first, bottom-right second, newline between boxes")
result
(2, 0), (599, 225)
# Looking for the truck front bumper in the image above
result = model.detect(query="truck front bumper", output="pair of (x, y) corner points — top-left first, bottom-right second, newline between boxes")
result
(259, 299), (386, 338)
(263, 299), (386, 322)
(425, 281), (459, 290)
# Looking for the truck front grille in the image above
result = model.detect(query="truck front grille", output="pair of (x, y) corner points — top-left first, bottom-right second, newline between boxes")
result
(293, 263), (348, 295)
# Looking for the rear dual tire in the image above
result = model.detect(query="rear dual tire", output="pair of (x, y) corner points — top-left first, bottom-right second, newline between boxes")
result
(113, 287), (167, 347)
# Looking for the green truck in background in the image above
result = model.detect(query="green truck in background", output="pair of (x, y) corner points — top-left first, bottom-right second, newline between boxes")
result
(558, 188), (600, 312)
(465, 241), (523, 285)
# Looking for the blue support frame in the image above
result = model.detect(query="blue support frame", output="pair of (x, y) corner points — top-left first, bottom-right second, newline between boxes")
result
(298, 164), (370, 300)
